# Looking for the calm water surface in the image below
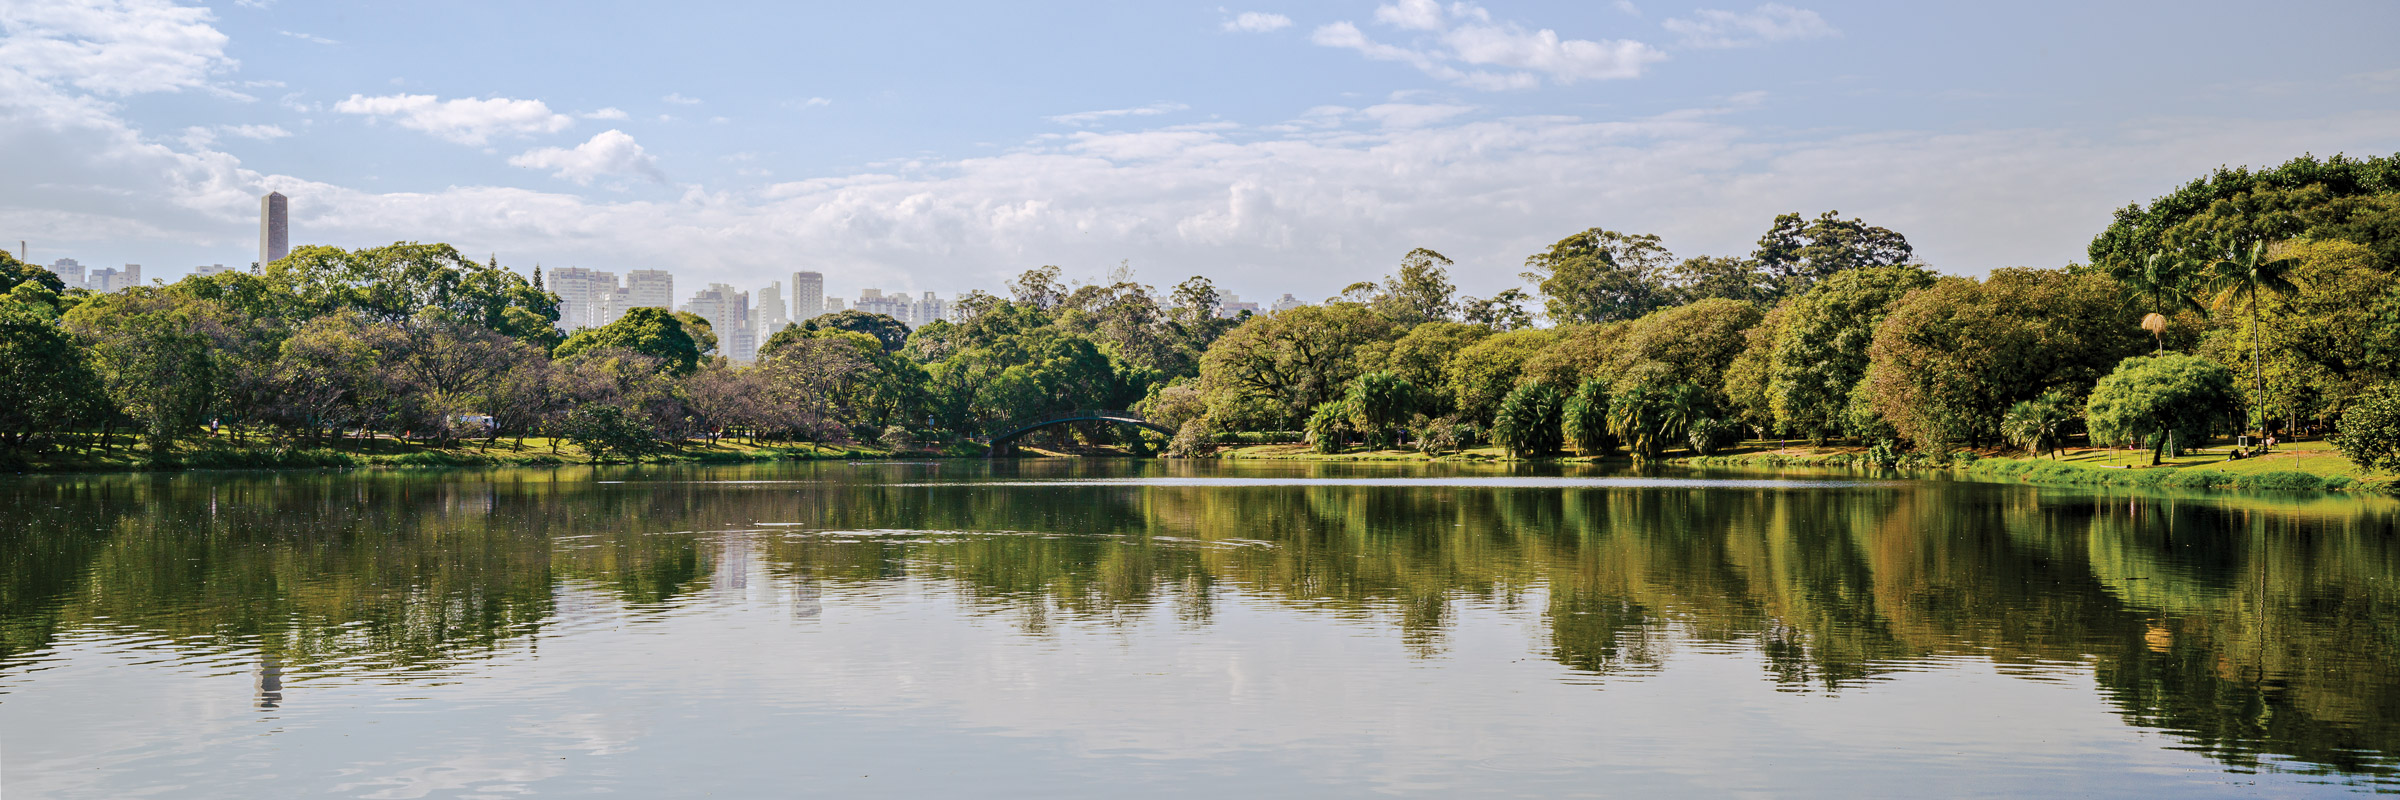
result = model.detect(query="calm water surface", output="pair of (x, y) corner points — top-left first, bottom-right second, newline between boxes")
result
(3, 460), (2397, 797)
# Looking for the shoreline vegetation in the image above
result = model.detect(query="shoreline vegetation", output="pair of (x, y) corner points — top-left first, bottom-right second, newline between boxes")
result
(1214, 438), (2396, 494)
(8, 154), (2400, 493)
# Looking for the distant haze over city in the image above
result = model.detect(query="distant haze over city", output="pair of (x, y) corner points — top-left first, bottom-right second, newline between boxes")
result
(4, 0), (2398, 301)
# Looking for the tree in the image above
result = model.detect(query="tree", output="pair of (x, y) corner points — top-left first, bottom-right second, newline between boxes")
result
(1561, 379), (1613, 457)
(267, 242), (560, 344)
(0, 251), (65, 296)
(1608, 377), (1704, 460)
(2087, 152), (2400, 271)
(1373, 248), (1458, 325)
(673, 310), (719, 356)
(1443, 329), (1559, 426)
(803, 310), (910, 353)
(1613, 298), (1764, 407)
(559, 405), (661, 462)
(1521, 229), (1676, 324)
(1460, 288), (1534, 330)
(2084, 354), (2239, 466)
(1749, 211), (1915, 299)
(1368, 322), (1490, 413)
(1305, 399), (1355, 454)
(1864, 269), (2145, 449)
(1009, 265), (1067, 311)
(1493, 383), (1563, 459)
(1767, 266), (1935, 443)
(1672, 255), (1773, 304)
(268, 311), (379, 442)
(0, 305), (103, 451)
(2334, 382), (2400, 473)
(555, 307), (703, 375)
(2001, 390), (2076, 459)
(1196, 303), (1397, 428)
(62, 288), (218, 455)
(1344, 371), (1416, 450)
(2197, 239), (2298, 433)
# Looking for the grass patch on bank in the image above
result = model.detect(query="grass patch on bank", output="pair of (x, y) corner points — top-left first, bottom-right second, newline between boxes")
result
(6, 434), (920, 474)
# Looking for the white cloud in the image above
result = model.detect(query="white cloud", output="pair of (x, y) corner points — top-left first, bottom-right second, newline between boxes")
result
(1662, 4), (1836, 49)
(332, 93), (575, 145)
(1222, 11), (1292, 33)
(582, 107), (628, 120)
(1314, 2), (1664, 90)
(277, 29), (335, 45)
(0, 0), (234, 96)
(221, 123), (289, 139)
(1614, 1), (1641, 16)
(1046, 102), (1189, 127)
(508, 129), (665, 185)
(662, 92), (701, 105)
(797, 96), (832, 108)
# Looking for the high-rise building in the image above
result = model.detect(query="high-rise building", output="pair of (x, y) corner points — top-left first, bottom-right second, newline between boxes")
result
(826, 297), (846, 313)
(753, 282), (789, 340)
(1216, 293), (1259, 318)
(47, 258), (83, 289)
(193, 264), (232, 277)
(259, 192), (289, 267)
(622, 269), (674, 311)
(548, 267), (621, 331)
(681, 283), (753, 362)
(1270, 293), (1306, 313)
(790, 271), (824, 322)
(85, 264), (141, 293)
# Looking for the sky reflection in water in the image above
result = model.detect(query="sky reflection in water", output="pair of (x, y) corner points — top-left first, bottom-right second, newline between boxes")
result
(0, 460), (2394, 798)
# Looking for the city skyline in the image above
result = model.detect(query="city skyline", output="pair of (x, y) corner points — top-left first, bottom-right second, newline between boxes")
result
(6, 1), (2395, 304)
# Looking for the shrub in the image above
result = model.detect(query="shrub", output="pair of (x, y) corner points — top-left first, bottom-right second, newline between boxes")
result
(2335, 382), (2400, 474)
(1168, 419), (1214, 458)
(1686, 417), (1743, 456)
(1306, 399), (1355, 454)
(1493, 384), (1564, 459)
(1561, 379), (1614, 457)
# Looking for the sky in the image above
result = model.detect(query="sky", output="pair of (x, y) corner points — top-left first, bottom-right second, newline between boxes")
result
(3, 0), (2398, 304)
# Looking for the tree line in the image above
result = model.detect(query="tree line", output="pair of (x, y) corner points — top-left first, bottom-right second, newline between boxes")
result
(5, 152), (2400, 467)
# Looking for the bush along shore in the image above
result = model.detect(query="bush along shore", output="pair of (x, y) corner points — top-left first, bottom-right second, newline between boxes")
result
(1677, 444), (2394, 494)
(0, 435), (935, 474)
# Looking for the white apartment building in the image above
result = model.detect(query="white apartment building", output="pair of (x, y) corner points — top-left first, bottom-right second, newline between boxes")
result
(753, 282), (790, 339)
(850, 288), (954, 328)
(682, 283), (754, 362)
(790, 271), (824, 323)
(547, 267), (622, 331)
(1216, 293), (1260, 318)
(84, 264), (142, 293)
(1269, 293), (1306, 313)
(46, 258), (83, 288)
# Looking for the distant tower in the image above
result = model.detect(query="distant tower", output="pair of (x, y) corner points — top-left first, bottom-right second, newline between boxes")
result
(791, 271), (824, 323)
(259, 192), (289, 267)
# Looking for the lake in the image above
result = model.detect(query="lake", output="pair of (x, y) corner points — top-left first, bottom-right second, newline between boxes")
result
(2, 460), (2396, 797)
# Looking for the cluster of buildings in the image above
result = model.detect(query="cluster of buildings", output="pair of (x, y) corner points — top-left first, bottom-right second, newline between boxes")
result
(545, 268), (965, 362)
(26, 192), (1310, 363)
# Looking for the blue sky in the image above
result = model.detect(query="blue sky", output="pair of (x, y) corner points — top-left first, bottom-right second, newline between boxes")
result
(4, 0), (2398, 304)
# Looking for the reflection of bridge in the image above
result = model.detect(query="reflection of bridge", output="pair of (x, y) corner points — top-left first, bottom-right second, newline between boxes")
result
(984, 409), (1172, 453)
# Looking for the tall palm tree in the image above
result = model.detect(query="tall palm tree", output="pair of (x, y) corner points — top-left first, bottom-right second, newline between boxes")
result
(2122, 251), (2201, 354)
(2197, 239), (2297, 434)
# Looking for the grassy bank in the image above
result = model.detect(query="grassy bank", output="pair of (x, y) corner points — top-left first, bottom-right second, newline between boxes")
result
(3, 434), (920, 474)
(1684, 439), (2396, 494)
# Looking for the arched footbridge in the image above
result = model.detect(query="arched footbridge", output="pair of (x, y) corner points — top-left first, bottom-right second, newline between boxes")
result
(983, 409), (1172, 453)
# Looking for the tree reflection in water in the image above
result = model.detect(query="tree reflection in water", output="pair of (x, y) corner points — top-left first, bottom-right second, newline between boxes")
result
(1, 461), (2393, 778)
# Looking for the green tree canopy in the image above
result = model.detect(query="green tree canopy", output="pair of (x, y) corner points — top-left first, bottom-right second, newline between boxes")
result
(267, 243), (560, 344)
(804, 310), (910, 353)
(1749, 211), (1915, 299)
(1768, 266), (1935, 443)
(2085, 353), (2240, 466)
(1521, 229), (1676, 324)
(555, 307), (703, 375)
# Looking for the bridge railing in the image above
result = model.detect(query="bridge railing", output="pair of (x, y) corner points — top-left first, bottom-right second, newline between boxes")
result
(980, 409), (1150, 442)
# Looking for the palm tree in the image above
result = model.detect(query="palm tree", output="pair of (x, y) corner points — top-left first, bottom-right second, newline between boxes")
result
(2001, 391), (2073, 459)
(2126, 251), (2200, 353)
(2196, 239), (2297, 435)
